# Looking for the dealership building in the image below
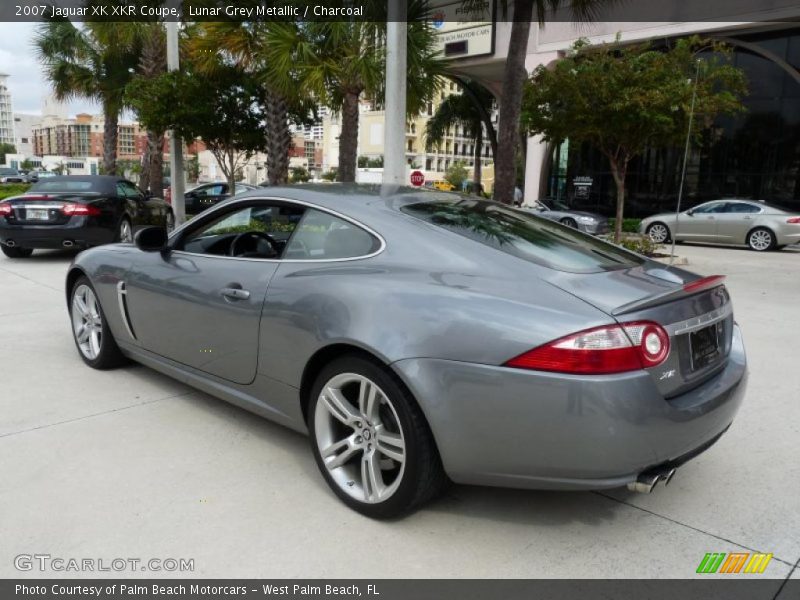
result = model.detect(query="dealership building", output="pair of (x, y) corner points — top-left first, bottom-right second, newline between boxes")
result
(447, 1), (800, 216)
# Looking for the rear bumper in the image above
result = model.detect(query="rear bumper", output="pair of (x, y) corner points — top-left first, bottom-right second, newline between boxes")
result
(579, 221), (609, 235)
(392, 324), (747, 491)
(776, 230), (800, 246)
(0, 220), (114, 249)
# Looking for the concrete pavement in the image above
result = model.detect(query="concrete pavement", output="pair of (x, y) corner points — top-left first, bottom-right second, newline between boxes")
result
(0, 244), (798, 584)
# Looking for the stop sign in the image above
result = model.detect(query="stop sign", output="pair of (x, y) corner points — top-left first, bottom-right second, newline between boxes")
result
(410, 170), (425, 186)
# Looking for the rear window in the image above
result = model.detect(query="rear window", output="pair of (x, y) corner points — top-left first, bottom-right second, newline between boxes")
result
(30, 180), (95, 192)
(401, 198), (642, 273)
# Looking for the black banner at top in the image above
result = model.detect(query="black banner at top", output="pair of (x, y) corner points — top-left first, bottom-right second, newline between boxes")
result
(0, 0), (799, 23)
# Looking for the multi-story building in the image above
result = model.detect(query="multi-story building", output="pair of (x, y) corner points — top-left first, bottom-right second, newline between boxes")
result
(0, 73), (15, 147)
(34, 113), (147, 161)
(13, 114), (40, 156)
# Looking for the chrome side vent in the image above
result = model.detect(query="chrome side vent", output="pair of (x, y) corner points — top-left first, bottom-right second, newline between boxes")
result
(116, 281), (137, 340)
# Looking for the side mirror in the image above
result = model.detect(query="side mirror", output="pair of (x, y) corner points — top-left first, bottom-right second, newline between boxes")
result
(134, 226), (168, 252)
(686, 209), (694, 216)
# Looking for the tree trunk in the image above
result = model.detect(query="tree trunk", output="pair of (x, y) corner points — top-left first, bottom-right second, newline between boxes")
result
(473, 125), (482, 188)
(102, 103), (119, 175)
(264, 88), (291, 185)
(148, 131), (165, 196)
(493, 0), (533, 204)
(610, 158), (627, 243)
(139, 142), (150, 193)
(338, 90), (360, 183)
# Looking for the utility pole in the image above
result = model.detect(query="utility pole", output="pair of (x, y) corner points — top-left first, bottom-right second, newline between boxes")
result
(383, 1), (408, 186)
(166, 20), (186, 225)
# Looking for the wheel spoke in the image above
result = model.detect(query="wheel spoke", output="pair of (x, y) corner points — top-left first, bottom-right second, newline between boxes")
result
(76, 324), (90, 343)
(321, 386), (360, 426)
(321, 437), (360, 470)
(361, 452), (384, 501)
(375, 430), (405, 464)
(89, 329), (101, 358)
(358, 379), (379, 424)
(73, 294), (88, 317)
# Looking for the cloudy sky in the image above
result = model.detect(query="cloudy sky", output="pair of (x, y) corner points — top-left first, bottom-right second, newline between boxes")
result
(0, 22), (97, 116)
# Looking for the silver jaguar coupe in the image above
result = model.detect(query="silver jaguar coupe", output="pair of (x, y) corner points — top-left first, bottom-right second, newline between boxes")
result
(66, 185), (747, 518)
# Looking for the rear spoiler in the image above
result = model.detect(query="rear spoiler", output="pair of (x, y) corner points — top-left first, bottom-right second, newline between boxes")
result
(612, 275), (726, 316)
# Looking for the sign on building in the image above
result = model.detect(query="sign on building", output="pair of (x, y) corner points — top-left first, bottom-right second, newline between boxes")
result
(430, 0), (495, 59)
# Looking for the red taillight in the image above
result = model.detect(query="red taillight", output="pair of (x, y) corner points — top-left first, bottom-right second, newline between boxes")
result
(787, 217), (800, 224)
(504, 321), (670, 375)
(0, 203), (11, 216)
(62, 203), (101, 217)
(683, 274), (725, 294)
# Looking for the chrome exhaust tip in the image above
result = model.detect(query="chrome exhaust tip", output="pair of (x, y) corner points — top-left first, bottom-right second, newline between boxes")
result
(62, 240), (74, 248)
(627, 467), (677, 493)
(6, 240), (16, 247)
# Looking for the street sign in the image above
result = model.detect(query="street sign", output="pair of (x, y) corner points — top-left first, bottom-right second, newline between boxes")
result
(410, 171), (425, 186)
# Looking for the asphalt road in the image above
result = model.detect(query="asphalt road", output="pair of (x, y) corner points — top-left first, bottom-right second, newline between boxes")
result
(1, 243), (798, 586)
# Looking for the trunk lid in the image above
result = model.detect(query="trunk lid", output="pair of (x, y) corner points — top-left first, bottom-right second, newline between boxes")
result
(3, 194), (97, 226)
(543, 263), (734, 398)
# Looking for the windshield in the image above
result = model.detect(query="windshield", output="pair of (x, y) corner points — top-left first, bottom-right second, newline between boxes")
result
(402, 198), (642, 274)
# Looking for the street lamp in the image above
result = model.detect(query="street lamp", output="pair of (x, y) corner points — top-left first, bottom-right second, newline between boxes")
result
(166, 20), (186, 225)
(383, 2), (408, 187)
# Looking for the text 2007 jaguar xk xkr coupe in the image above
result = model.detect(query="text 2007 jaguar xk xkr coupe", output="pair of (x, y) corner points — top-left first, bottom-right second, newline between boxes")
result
(65, 184), (747, 518)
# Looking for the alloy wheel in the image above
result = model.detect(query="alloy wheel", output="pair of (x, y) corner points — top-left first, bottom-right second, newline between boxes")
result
(749, 229), (772, 251)
(71, 284), (103, 360)
(313, 373), (406, 504)
(648, 223), (669, 243)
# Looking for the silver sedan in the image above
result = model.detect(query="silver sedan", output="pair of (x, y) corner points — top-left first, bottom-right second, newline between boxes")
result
(641, 199), (800, 251)
(522, 199), (609, 235)
(65, 185), (746, 518)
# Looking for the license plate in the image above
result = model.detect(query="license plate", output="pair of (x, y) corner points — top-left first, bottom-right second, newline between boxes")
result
(26, 209), (49, 220)
(690, 323), (721, 370)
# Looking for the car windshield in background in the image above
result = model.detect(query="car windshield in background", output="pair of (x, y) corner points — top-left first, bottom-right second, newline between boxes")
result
(30, 180), (95, 192)
(402, 199), (642, 274)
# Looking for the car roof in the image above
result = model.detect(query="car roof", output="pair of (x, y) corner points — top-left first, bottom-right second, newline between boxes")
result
(28, 175), (133, 195)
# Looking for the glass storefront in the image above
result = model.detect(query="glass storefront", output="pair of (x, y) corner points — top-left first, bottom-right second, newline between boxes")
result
(547, 28), (800, 217)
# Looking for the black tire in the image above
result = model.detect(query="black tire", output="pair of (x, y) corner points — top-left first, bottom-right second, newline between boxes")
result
(308, 355), (448, 518)
(115, 217), (133, 243)
(69, 276), (128, 369)
(747, 227), (776, 252)
(560, 217), (578, 229)
(646, 222), (671, 243)
(1, 245), (33, 258)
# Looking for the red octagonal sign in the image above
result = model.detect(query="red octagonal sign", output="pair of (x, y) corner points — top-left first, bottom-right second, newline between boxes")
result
(410, 170), (425, 187)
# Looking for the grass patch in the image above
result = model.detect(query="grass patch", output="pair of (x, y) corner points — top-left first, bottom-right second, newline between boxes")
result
(0, 184), (31, 200)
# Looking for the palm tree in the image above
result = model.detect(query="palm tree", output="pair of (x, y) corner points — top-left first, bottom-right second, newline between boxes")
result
(425, 80), (495, 188)
(189, 22), (318, 186)
(270, 2), (444, 182)
(477, 0), (610, 203)
(135, 23), (167, 195)
(34, 21), (141, 175)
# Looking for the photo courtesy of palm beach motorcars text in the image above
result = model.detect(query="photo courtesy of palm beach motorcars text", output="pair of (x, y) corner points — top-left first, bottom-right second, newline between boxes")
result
(2, 0), (800, 599)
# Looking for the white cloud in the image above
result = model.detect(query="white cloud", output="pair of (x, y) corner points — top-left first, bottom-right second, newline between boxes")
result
(0, 22), (99, 117)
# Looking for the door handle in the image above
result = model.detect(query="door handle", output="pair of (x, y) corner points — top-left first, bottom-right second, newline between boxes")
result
(743, 216), (752, 220)
(220, 287), (250, 300)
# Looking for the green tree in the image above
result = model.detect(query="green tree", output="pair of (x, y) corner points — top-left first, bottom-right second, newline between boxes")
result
(290, 166), (311, 183)
(522, 36), (747, 242)
(20, 159), (34, 171)
(0, 143), (15, 165)
(465, 0), (610, 204)
(426, 80), (495, 188)
(133, 23), (167, 195)
(445, 161), (469, 190)
(35, 20), (141, 175)
(321, 168), (338, 182)
(127, 65), (268, 192)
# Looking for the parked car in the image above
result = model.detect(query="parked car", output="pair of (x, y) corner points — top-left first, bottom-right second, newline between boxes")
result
(522, 199), (610, 235)
(0, 168), (26, 183)
(65, 185), (746, 517)
(0, 175), (173, 258)
(424, 180), (456, 192)
(181, 182), (258, 215)
(641, 199), (800, 251)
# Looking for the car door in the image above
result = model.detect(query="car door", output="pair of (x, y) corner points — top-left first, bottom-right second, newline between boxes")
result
(193, 183), (229, 213)
(715, 201), (761, 243)
(676, 201), (725, 241)
(123, 199), (306, 385)
(116, 180), (159, 229)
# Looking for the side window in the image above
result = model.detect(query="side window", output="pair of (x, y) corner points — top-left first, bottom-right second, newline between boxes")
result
(284, 209), (380, 260)
(727, 202), (760, 214)
(179, 203), (305, 258)
(692, 202), (724, 214)
(195, 184), (225, 197)
(117, 181), (141, 198)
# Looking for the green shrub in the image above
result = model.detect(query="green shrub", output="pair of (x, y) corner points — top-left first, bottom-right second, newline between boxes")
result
(609, 218), (642, 233)
(0, 184), (31, 200)
(615, 235), (662, 257)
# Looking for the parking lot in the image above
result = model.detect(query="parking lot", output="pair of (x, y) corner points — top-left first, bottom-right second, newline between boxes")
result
(0, 244), (798, 585)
